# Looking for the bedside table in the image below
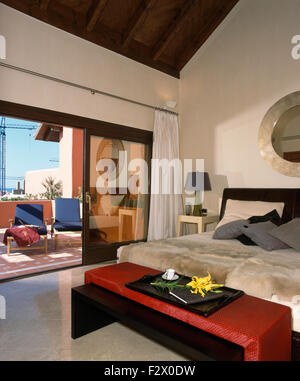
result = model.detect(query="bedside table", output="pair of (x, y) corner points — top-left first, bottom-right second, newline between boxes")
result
(176, 215), (219, 237)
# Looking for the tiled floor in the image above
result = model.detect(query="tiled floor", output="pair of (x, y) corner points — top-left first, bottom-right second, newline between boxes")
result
(0, 263), (203, 361)
(0, 229), (82, 281)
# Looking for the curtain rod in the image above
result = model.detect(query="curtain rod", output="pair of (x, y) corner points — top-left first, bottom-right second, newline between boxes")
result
(0, 62), (179, 116)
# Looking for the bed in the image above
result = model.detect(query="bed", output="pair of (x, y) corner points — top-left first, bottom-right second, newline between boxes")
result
(117, 188), (300, 360)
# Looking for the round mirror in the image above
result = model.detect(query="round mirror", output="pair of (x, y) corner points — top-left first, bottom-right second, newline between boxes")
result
(272, 106), (300, 163)
(258, 91), (300, 177)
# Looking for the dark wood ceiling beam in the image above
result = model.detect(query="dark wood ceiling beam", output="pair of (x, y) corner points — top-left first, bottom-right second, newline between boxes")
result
(2, 0), (179, 78)
(152, 0), (196, 61)
(74, 1), (94, 27)
(86, 0), (109, 32)
(39, 0), (50, 11)
(122, 0), (157, 49)
(1, 0), (188, 77)
(176, 0), (239, 70)
(36, 0), (50, 22)
(125, 38), (179, 78)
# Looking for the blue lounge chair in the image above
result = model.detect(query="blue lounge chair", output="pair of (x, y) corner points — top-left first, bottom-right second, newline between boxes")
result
(51, 198), (82, 249)
(7, 203), (48, 255)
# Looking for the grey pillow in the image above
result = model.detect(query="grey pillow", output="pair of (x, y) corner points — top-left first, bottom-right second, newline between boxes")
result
(270, 218), (300, 252)
(240, 221), (290, 251)
(213, 219), (248, 240)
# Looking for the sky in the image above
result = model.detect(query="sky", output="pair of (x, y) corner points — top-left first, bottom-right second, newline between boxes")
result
(1, 117), (59, 190)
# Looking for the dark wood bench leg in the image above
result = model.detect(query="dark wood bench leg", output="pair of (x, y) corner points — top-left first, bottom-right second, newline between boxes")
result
(71, 288), (118, 339)
(292, 331), (300, 361)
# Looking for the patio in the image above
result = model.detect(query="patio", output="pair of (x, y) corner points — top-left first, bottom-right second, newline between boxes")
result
(0, 227), (82, 281)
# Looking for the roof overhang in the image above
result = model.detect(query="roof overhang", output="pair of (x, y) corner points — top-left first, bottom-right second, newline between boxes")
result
(34, 123), (62, 142)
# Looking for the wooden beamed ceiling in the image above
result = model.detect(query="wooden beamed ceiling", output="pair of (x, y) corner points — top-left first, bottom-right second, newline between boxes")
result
(1, 0), (239, 78)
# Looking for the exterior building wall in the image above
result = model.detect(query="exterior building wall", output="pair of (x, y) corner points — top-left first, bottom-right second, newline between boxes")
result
(24, 127), (84, 199)
(72, 128), (84, 198)
(59, 127), (73, 198)
(25, 168), (61, 197)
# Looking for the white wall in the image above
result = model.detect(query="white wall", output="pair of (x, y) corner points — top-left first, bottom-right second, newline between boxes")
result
(59, 127), (73, 198)
(25, 168), (60, 196)
(180, 0), (300, 213)
(0, 4), (178, 131)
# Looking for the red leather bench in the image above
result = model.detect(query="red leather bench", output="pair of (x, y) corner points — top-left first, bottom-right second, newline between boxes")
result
(72, 262), (292, 361)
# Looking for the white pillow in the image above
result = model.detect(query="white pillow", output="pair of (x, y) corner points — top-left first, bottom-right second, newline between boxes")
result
(216, 199), (285, 229)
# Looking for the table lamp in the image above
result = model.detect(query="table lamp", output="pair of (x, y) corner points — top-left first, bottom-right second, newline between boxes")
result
(185, 172), (211, 216)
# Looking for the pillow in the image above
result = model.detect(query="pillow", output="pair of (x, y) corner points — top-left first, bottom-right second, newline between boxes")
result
(248, 209), (281, 226)
(213, 210), (281, 245)
(216, 199), (285, 229)
(213, 219), (248, 240)
(240, 221), (290, 251)
(270, 218), (300, 252)
(236, 234), (257, 246)
(236, 209), (282, 246)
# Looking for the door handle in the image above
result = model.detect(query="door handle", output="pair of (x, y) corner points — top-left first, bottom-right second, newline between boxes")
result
(85, 192), (92, 212)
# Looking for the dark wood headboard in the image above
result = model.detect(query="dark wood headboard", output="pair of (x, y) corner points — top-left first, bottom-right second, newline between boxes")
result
(220, 188), (300, 224)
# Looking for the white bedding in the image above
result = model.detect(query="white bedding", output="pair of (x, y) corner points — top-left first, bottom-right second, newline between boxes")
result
(117, 232), (300, 333)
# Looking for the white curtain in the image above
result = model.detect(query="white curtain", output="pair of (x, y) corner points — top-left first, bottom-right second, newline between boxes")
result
(147, 110), (183, 241)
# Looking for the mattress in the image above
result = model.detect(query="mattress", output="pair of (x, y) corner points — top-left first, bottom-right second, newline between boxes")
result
(118, 232), (300, 333)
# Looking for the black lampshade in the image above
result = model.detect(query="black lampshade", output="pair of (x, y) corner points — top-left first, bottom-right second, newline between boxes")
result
(185, 172), (211, 192)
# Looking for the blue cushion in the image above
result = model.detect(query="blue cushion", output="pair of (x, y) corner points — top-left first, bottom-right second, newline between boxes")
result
(14, 204), (44, 227)
(54, 221), (82, 232)
(55, 198), (80, 223)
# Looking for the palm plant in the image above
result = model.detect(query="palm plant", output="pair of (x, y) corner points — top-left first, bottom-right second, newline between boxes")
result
(40, 176), (63, 200)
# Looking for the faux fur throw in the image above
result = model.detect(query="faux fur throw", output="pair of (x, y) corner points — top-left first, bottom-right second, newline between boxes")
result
(119, 232), (300, 302)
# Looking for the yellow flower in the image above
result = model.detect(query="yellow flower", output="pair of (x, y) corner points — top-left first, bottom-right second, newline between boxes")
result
(186, 273), (224, 297)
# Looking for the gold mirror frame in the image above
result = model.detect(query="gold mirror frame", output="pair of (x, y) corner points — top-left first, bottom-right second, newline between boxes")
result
(258, 91), (300, 177)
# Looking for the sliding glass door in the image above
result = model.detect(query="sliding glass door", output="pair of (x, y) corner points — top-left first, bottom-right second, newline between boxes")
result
(83, 129), (151, 265)
(0, 99), (152, 267)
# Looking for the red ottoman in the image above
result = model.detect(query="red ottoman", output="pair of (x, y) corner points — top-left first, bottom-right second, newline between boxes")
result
(85, 262), (292, 361)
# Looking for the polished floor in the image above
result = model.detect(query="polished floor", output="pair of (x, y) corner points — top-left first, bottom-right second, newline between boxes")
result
(0, 262), (195, 361)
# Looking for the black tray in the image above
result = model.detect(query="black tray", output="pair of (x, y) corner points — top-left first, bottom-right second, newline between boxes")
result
(125, 273), (244, 317)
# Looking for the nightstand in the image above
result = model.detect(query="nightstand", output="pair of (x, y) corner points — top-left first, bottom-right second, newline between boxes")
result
(176, 214), (219, 237)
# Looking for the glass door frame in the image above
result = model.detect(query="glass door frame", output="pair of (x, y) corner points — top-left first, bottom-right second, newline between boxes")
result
(0, 100), (153, 267)
(83, 124), (152, 265)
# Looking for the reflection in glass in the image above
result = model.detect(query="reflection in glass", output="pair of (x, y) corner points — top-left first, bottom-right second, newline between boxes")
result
(89, 136), (149, 245)
(272, 106), (300, 163)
